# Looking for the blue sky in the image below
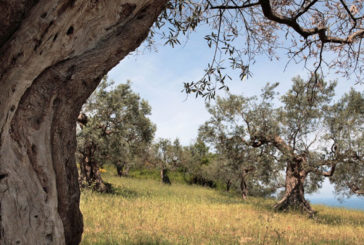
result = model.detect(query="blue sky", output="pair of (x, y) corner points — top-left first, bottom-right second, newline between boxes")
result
(107, 28), (363, 202)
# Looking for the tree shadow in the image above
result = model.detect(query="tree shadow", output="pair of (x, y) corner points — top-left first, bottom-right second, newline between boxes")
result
(104, 185), (141, 199)
(81, 235), (173, 245)
(314, 211), (364, 227)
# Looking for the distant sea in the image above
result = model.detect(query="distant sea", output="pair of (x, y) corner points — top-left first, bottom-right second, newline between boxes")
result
(307, 197), (364, 211)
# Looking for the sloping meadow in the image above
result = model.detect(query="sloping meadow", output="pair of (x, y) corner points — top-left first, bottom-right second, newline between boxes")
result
(80, 170), (364, 244)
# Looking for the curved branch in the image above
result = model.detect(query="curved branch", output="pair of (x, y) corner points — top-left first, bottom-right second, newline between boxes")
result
(339, 0), (357, 26)
(210, 1), (260, 10)
(294, 0), (319, 20)
(259, 0), (364, 44)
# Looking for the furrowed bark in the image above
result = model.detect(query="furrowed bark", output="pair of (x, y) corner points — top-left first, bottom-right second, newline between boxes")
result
(245, 135), (314, 213)
(274, 160), (314, 216)
(0, 0), (167, 244)
(78, 142), (109, 193)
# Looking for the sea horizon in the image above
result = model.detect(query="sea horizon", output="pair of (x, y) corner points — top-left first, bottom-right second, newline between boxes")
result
(307, 197), (364, 211)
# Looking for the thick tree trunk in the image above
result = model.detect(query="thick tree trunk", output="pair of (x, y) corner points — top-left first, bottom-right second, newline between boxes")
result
(161, 168), (171, 185)
(274, 161), (314, 216)
(0, 1), (167, 244)
(79, 142), (108, 193)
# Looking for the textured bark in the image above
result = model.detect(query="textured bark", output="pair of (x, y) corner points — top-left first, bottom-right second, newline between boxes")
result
(0, 0), (167, 244)
(78, 142), (109, 193)
(274, 160), (314, 216)
(247, 135), (314, 213)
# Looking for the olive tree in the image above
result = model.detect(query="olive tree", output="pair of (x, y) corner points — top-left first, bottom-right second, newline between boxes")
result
(207, 76), (363, 215)
(199, 90), (283, 198)
(77, 78), (155, 191)
(151, 138), (179, 184)
(181, 140), (217, 188)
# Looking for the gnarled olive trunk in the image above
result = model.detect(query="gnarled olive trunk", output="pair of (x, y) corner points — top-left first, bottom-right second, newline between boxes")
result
(0, 1), (167, 244)
(274, 161), (313, 215)
(79, 142), (108, 193)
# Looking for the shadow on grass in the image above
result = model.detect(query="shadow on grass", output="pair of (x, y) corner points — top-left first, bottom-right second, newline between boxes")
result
(314, 211), (364, 227)
(112, 187), (141, 199)
(81, 235), (173, 245)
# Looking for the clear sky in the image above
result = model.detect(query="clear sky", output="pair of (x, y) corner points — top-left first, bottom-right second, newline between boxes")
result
(107, 27), (363, 202)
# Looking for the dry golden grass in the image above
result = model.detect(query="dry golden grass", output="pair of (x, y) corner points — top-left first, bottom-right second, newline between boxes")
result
(80, 172), (364, 245)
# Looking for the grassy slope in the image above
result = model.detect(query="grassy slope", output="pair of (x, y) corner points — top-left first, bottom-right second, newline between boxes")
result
(80, 168), (364, 245)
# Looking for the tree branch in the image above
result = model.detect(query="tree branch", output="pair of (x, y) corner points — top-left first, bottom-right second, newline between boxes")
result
(294, 0), (319, 20)
(339, 0), (357, 25)
(210, 1), (260, 10)
(259, 0), (364, 44)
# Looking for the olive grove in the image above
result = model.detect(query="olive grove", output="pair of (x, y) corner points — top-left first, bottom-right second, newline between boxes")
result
(1, 0), (363, 244)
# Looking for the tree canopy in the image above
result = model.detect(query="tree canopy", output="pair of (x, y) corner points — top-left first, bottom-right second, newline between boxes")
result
(77, 78), (156, 190)
(199, 76), (363, 214)
(154, 0), (364, 98)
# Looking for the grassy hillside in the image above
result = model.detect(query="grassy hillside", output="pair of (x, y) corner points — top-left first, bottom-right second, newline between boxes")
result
(80, 168), (364, 244)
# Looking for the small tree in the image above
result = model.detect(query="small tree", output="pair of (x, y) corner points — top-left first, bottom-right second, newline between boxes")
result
(151, 138), (185, 184)
(77, 78), (155, 190)
(182, 140), (217, 188)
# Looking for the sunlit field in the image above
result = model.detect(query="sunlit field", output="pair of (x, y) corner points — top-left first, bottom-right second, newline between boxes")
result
(80, 168), (364, 245)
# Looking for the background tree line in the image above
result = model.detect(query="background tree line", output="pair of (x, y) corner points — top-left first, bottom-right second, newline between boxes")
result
(77, 75), (363, 216)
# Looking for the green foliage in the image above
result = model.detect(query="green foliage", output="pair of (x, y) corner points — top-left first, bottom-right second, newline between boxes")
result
(199, 75), (364, 200)
(325, 89), (364, 196)
(77, 77), (156, 172)
(198, 83), (282, 196)
(179, 139), (217, 187)
(150, 138), (180, 169)
(150, 1), (364, 98)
